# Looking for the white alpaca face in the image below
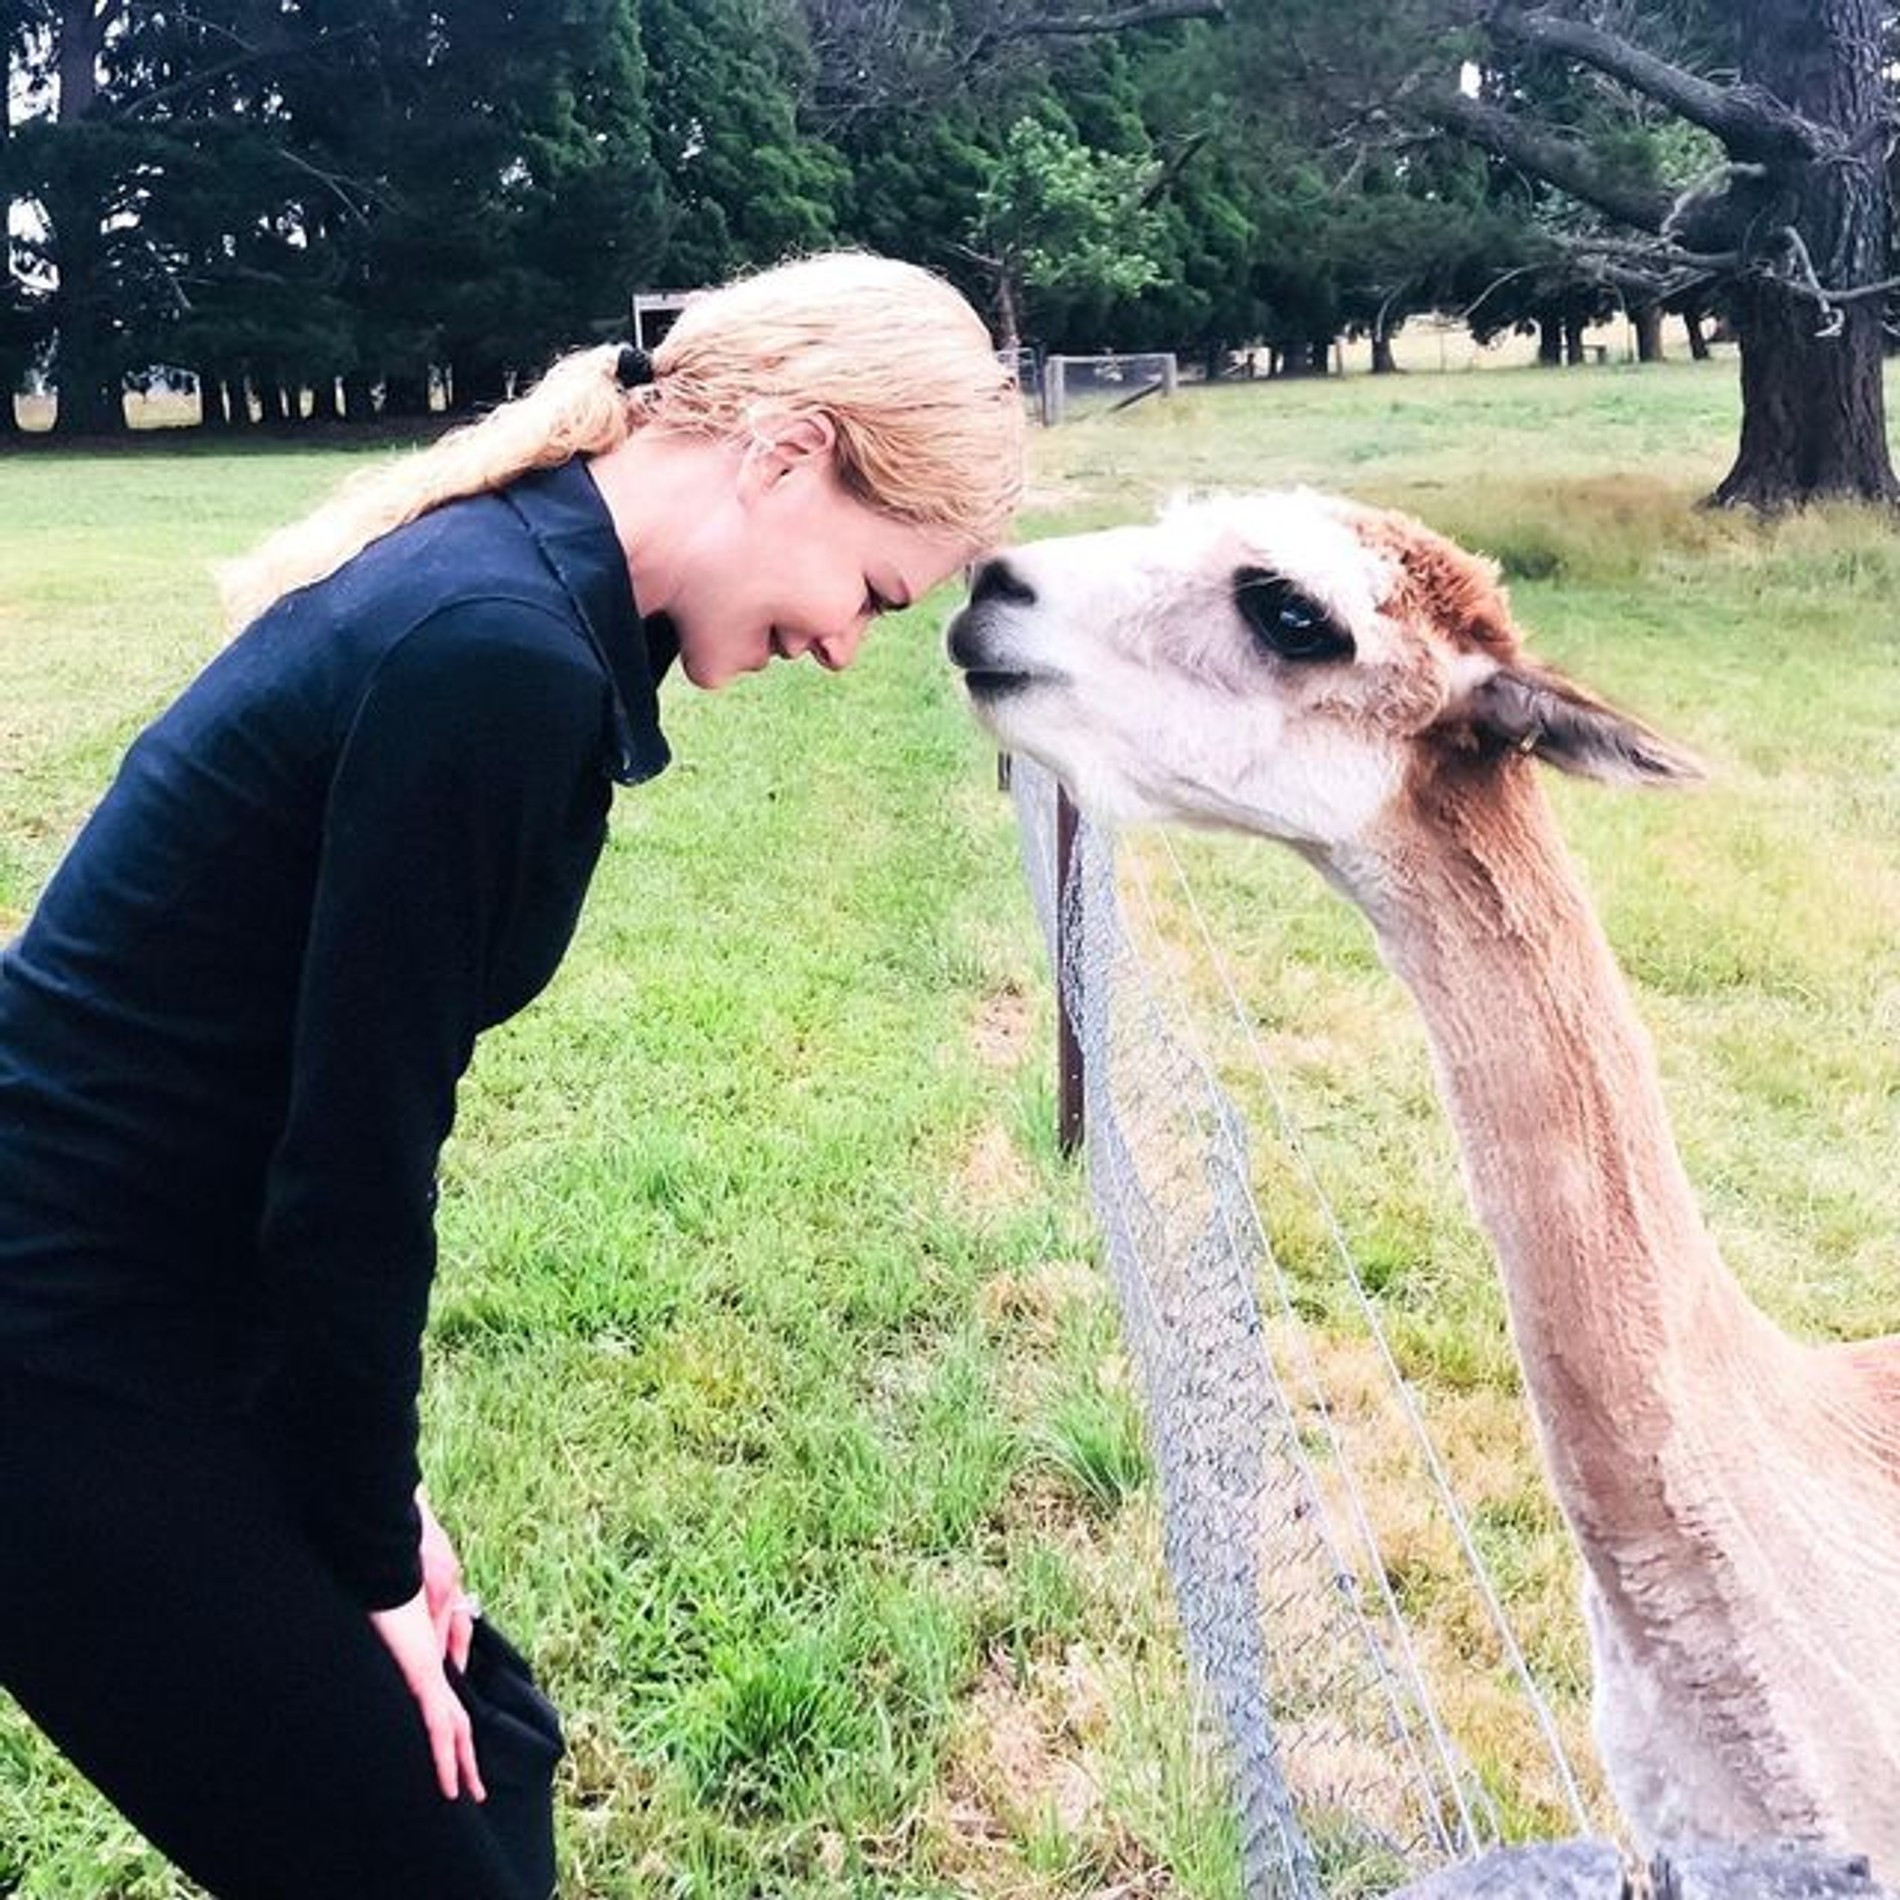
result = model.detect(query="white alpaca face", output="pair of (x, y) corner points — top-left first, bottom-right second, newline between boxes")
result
(946, 493), (1505, 847)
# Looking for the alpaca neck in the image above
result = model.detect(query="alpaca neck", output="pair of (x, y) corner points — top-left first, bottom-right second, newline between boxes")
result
(1332, 759), (1786, 1545)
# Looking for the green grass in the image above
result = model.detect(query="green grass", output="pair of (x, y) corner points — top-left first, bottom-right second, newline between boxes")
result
(3, 356), (1898, 1892)
(1035, 357), (1900, 1836)
(0, 438), (1214, 1898)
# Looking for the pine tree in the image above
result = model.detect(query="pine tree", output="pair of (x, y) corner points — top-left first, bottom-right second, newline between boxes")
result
(637, 0), (844, 287)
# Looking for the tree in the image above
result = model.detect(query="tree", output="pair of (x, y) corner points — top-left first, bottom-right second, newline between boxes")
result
(807, 0), (1231, 347)
(331, 0), (669, 415)
(1425, 0), (1897, 507)
(966, 114), (1165, 349)
(4, 0), (673, 433)
(638, 0), (845, 287)
(7, 0), (373, 435)
(1328, 165), (1515, 373)
(800, 0), (1228, 126)
(1, 0), (41, 433)
(9, 0), (148, 435)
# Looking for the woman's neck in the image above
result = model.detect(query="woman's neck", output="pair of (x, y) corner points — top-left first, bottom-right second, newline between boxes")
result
(584, 427), (743, 623)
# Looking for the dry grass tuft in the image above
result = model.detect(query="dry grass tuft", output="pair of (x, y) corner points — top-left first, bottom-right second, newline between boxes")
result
(979, 1257), (1102, 1340)
(971, 978), (1037, 1071)
(930, 1647), (1181, 1898)
(957, 1119), (1038, 1214)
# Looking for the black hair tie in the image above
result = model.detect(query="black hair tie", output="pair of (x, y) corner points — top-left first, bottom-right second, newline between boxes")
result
(615, 345), (655, 390)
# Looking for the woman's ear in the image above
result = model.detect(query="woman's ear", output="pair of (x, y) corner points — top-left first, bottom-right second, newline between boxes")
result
(741, 410), (838, 495)
(771, 412), (836, 468)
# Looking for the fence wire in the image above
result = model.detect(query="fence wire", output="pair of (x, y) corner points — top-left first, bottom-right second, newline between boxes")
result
(1008, 757), (1595, 1898)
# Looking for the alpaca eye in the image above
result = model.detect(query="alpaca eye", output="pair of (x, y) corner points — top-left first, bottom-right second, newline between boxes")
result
(1233, 566), (1354, 664)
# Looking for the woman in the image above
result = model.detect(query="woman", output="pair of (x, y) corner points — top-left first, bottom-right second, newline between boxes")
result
(0, 252), (1023, 1898)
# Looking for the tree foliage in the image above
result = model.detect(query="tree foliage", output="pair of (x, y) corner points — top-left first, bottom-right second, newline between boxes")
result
(1418, 0), (1898, 502)
(5, 0), (1897, 504)
(968, 115), (1165, 347)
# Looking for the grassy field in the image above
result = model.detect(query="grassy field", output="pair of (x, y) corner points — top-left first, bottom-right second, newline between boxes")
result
(2, 357), (1897, 1895)
(1028, 361), (1900, 1845)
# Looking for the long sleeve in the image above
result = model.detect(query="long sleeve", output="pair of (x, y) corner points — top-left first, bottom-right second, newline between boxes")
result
(256, 602), (613, 1606)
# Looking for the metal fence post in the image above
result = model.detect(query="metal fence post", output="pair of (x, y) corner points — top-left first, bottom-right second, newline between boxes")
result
(1055, 785), (1084, 1157)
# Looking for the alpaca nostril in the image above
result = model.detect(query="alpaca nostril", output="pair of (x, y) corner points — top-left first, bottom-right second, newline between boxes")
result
(969, 558), (1037, 609)
(945, 609), (992, 671)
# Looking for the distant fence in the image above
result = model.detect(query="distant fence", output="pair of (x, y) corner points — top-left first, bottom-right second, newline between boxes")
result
(998, 348), (1180, 426)
(1041, 351), (1178, 426)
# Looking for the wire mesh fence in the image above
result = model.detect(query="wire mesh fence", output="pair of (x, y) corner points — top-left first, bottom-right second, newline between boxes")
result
(1007, 755), (1599, 1898)
(1041, 352), (1179, 425)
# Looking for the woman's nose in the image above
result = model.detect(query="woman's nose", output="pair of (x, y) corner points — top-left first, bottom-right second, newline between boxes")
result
(817, 621), (867, 671)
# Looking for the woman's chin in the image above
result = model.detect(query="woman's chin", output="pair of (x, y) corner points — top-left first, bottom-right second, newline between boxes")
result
(677, 650), (729, 692)
(676, 633), (769, 692)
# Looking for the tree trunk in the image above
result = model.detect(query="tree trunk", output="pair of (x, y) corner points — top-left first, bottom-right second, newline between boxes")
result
(1562, 314), (1587, 366)
(196, 370), (229, 430)
(312, 375), (345, 424)
(342, 371), (376, 422)
(1716, 280), (1896, 505)
(1370, 331), (1398, 374)
(1682, 309), (1711, 360)
(993, 271), (1022, 356)
(45, 0), (126, 438)
(1537, 315), (1563, 366)
(1713, 0), (1897, 506)
(42, 171), (126, 436)
(450, 358), (508, 413)
(381, 370), (431, 419)
(1632, 305), (1664, 362)
(0, 67), (17, 440)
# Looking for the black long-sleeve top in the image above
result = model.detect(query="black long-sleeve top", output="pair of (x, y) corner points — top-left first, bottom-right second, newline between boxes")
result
(0, 458), (670, 1607)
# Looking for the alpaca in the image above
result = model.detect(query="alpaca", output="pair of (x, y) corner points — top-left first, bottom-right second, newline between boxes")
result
(946, 493), (1900, 1869)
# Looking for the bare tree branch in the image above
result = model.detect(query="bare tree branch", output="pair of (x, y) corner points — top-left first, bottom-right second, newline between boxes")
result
(1136, 128), (1209, 209)
(981, 0), (1225, 46)
(272, 144), (388, 224)
(807, 0), (1224, 124)
(114, 21), (367, 123)
(1460, 259), (1552, 325)
(1810, 270), (1900, 304)
(1486, 5), (1826, 163)
(1552, 223), (1900, 339)
(122, 2), (255, 52)
(1417, 86), (1675, 231)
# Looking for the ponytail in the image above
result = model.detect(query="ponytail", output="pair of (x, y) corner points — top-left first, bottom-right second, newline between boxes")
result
(216, 345), (642, 630)
(220, 252), (1022, 631)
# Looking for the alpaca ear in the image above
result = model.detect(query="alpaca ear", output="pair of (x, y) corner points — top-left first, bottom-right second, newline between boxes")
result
(1461, 663), (1703, 786)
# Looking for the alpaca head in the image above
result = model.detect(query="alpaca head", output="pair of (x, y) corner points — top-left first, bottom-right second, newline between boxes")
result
(947, 492), (1698, 851)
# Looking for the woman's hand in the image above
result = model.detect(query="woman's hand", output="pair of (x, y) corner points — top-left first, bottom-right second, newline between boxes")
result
(416, 1487), (477, 1672)
(369, 1586), (487, 1803)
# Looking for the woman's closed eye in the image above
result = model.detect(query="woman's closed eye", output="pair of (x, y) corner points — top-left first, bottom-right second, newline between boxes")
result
(863, 578), (914, 620)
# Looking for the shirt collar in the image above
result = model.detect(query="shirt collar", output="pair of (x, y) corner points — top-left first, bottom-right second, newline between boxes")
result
(500, 458), (672, 787)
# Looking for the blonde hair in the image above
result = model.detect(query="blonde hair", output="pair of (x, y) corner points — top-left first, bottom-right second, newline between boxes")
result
(217, 252), (1024, 630)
